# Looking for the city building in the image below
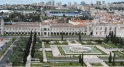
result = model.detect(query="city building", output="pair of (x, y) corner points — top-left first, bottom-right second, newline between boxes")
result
(96, 1), (101, 5)
(51, 0), (55, 6)
(68, 2), (71, 7)
(81, 1), (85, 5)
(40, 2), (44, 6)
(1, 16), (124, 37)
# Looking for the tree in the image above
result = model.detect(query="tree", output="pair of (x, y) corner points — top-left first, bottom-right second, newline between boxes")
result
(79, 31), (81, 41)
(61, 31), (63, 41)
(112, 53), (115, 66)
(111, 31), (114, 43)
(109, 52), (112, 63)
(23, 31), (32, 65)
(63, 14), (66, 17)
(31, 32), (37, 58)
(79, 54), (81, 63)
(81, 53), (84, 66)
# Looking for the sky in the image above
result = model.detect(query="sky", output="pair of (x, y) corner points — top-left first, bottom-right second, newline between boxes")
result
(0, 0), (122, 5)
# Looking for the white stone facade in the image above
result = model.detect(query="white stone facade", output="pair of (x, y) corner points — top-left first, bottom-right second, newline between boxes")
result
(0, 18), (124, 37)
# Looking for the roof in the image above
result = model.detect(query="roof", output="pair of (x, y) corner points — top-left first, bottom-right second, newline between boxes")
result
(50, 23), (84, 27)
(0, 10), (13, 13)
(5, 22), (40, 28)
(71, 20), (92, 23)
(69, 20), (93, 27)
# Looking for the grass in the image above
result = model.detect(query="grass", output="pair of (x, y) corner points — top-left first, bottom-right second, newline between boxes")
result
(43, 62), (86, 66)
(0, 43), (11, 57)
(46, 51), (53, 58)
(95, 47), (107, 55)
(34, 51), (43, 58)
(90, 63), (103, 66)
(79, 41), (84, 45)
(54, 41), (60, 45)
(13, 63), (23, 66)
(58, 46), (65, 55)
(87, 41), (93, 45)
(107, 42), (118, 48)
(50, 41), (68, 45)
(44, 43), (50, 48)
(31, 63), (42, 66)
(106, 62), (124, 66)
(100, 44), (111, 48)
(70, 41), (76, 43)
(62, 41), (68, 45)
(113, 51), (124, 58)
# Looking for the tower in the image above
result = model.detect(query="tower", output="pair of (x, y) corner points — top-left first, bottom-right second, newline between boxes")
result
(51, 0), (54, 6)
(0, 15), (4, 35)
(81, 1), (85, 5)
(68, 2), (71, 7)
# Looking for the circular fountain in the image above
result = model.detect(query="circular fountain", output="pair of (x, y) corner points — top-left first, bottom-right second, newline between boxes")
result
(70, 46), (92, 52)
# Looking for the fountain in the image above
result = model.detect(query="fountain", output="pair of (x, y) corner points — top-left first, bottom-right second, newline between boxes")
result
(70, 46), (92, 52)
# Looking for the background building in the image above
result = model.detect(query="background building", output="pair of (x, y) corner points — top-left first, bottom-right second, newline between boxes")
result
(51, 0), (55, 6)
(81, 1), (85, 5)
(68, 2), (71, 7)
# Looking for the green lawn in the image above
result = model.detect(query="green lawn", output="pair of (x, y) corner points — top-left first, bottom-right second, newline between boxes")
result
(87, 41), (93, 45)
(13, 63), (23, 66)
(79, 41), (84, 45)
(62, 41), (68, 45)
(95, 47), (107, 55)
(31, 63), (42, 66)
(0, 43), (11, 57)
(80, 41), (93, 45)
(113, 51), (124, 58)
(34, 51), (43, 58)
(46, 51), (53, 58)
(70, 41), (76, 43)
(106, 62), (124, 66)
(43, 62), (86, 66)
(90, 63), (103, 66)
(44, 43), (50, 48)
(100, 44), (111, 48)
(50, 41), (68, 45)
(58, 46), (65, 55)
(54, 41), (60, 45)
(107, 42), (118, 48)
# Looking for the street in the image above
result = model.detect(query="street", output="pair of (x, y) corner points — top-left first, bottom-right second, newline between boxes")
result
(0, 37), (19, 67)
(4, 35), (104, 40)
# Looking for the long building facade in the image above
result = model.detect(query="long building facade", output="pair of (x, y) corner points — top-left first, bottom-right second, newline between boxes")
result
(0, 17), (124, 37)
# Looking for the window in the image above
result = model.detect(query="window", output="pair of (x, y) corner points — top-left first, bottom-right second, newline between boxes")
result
(105, 27), (107, 33)
(96, 28), (97, 30)
(44, 28), (47, 31)
(110, 27), (111, 30)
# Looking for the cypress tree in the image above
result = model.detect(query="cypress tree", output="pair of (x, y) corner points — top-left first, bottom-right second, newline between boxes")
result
(23, 31), (32, 65)
(120, 38), (123, 47)
(111, 31), (114, 42)
(79, 54), (81, 63)
(31, 32), (37, 58)
(113, 34), (116, 44)
(61, 31), (63, 41)
(109, 52), (112, 63)
(79, 31), (81, 41)
(112, 53), (115, 66)
(109, 31), (111, 41)
(81, 53), (84, 66)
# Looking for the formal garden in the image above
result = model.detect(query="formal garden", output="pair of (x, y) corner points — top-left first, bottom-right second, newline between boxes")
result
(4, 31), (124, 67)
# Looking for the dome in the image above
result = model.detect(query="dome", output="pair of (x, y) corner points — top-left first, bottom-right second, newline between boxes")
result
(0, 10), (13, 13)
